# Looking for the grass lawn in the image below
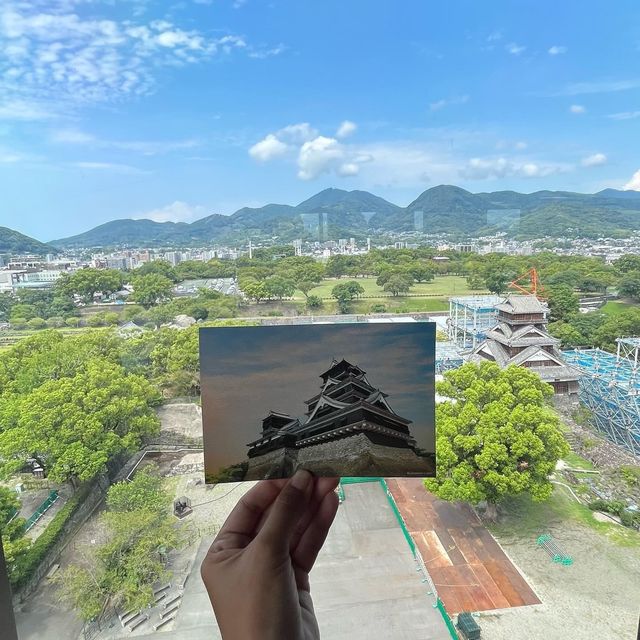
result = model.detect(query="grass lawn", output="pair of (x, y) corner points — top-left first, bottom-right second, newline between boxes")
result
(562, 451), (596, 471)
(490, 486), (640, 547)
(601, 300), (638, 316)
(294, 275), (487, 301)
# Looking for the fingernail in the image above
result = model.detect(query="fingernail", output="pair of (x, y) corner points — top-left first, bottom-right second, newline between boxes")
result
(291, 469), (311, 491)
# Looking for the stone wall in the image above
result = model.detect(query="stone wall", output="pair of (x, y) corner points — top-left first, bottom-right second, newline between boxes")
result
(245, 434), (434, 480)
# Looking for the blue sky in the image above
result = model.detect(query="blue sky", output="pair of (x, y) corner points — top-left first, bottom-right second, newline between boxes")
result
(1, 0), (640, 240)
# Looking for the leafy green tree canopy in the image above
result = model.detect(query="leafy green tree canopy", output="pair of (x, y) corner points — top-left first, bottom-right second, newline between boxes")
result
(425, 362), (569, 520)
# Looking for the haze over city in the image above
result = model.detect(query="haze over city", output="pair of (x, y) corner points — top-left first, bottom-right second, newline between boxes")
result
(1, 0), (640, 239)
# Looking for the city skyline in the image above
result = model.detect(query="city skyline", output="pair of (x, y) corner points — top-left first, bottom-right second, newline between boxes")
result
(1, 1), (640, 239)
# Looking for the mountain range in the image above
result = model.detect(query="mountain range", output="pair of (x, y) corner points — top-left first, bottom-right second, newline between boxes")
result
(4, 185), (640, 253)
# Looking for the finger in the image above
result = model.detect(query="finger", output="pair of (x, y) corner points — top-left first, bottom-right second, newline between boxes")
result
(292, 489), (339, 576)
(216, 480), (285, 543)
(256, 469), (313, 552)
(290, 477), (340, 550)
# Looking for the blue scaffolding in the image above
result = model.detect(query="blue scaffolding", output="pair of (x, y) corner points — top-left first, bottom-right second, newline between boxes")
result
(563, 338), (640, 458)
(436, 341), (465, 374)
(447, 296), (502, 350)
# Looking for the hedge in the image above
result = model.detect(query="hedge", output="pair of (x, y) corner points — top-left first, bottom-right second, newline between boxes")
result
(10, 484), (91, 589)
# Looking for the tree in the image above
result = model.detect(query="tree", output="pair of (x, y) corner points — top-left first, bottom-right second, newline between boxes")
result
(57, 268), (124, 303)
(0, 360), (161, 486)
(297, 280), (316, 299)
(331, 281), (364, 313)
(614, 255), (640, 275)
(548, 322), (583, 348)
(58, 466), (178, 619)
(425, 362), (569, 521)
(618, 275), (640, 301)
(46, 316), (66, 328)
(131, 274), (174, 308)
(0, 292), (13, 322)
(0, 486), (19, 526)
(546, 285), (579, 322)
(242, 279), (269, 303)
(306, 295), (323, 310)
(408, 264), (434, 283)
(483, 269), (512, 295)
(466, 273), (485, 290)
(135, 260), (179, 283)
(106, 464), (165, 513)
(264, 275), (295, 300)
(383, 274), (413, 297)
(26, 317), (46, 330)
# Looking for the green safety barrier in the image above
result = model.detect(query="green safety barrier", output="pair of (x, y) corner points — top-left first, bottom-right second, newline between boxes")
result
(536, 533), (573, 566)
(339, 478), (458, 640)
(24, 490), (59, 532)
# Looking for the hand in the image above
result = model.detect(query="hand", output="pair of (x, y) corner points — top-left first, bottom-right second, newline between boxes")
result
(201, 470), (339, 640)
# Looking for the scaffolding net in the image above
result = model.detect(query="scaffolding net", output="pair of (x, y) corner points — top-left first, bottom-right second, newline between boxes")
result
(563, 338), (640, 458)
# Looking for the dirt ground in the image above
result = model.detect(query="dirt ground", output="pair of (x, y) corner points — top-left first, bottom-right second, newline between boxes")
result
(157, 403), (203, 440)
(479, 518), (640, 639)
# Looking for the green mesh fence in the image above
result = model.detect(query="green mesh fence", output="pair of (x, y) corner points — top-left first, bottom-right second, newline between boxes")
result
(24, 490), (59, 532)
(339, 478), (458, 639)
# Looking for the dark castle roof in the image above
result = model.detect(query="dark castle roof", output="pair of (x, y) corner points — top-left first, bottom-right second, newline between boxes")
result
(247, 359), (417, 457)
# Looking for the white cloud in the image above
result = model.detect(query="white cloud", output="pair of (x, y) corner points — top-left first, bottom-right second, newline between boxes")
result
(248, 122), (319, 162)
(506, 42), (526, 55)
(581, 153), (607, 167)
(0, 1), (271, 114)
(336, 120), (357, 138)
(51, 129), (201, 155)
(72, 161), (148, 174)
(460, 156), (567, 180)
(250, 120), (371, 180)
(134, 201), (207, 223)
(297, 136), (347, 180)
(248, 44), (286, 59)
(624, 170), (640, 191)
(0, 99), (56, 120)
(552, 79), (640, 96)
(51, 129), (96, 143)
(248, 134), (289, 162)
(487, 30), (502, 42)
(607, 110), (640, 121)
(277, 122), (318, 144)
(548, 45), (568, 55)
(569, 104), (586, 114)
(515, 141), (528, 150)
(429, 95), (469, 111)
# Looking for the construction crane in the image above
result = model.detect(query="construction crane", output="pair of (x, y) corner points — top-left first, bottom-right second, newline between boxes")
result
(508, 267), (546, 299)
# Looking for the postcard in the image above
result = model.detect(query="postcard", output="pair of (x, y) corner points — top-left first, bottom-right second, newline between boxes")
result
(200, 322), (435, 482)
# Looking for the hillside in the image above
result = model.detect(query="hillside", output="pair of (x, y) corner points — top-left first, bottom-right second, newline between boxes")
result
(0, 226), (54, 255)
(49, 186), (640, 248)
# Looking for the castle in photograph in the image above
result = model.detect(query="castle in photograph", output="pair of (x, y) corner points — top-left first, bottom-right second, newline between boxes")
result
(245, 358), (434, 479)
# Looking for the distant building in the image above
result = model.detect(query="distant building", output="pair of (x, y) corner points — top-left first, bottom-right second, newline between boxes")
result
(164, 251), (182, 267)
(245, 359), (434, 479)
(470, 295), (579, 395)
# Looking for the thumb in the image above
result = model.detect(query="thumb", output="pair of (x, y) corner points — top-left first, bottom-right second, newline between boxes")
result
(257, 469), (313, 552)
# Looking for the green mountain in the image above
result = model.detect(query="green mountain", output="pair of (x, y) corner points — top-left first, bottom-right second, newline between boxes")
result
(0, 226), (54, 255)
(49, 186), (640, 248)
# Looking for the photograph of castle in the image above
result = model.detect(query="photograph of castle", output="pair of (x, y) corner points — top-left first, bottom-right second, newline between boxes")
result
(200, 322), (436, 482)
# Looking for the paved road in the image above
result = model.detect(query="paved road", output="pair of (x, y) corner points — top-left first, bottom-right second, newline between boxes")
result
(129, 481), (451, 640)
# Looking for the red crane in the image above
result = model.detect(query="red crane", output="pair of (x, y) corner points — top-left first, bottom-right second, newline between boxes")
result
(508, 267), (546, 299)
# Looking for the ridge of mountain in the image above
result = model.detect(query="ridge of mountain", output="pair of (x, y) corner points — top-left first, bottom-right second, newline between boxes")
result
(0, 226), (55, 255)
(46, 186), (640, 248)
